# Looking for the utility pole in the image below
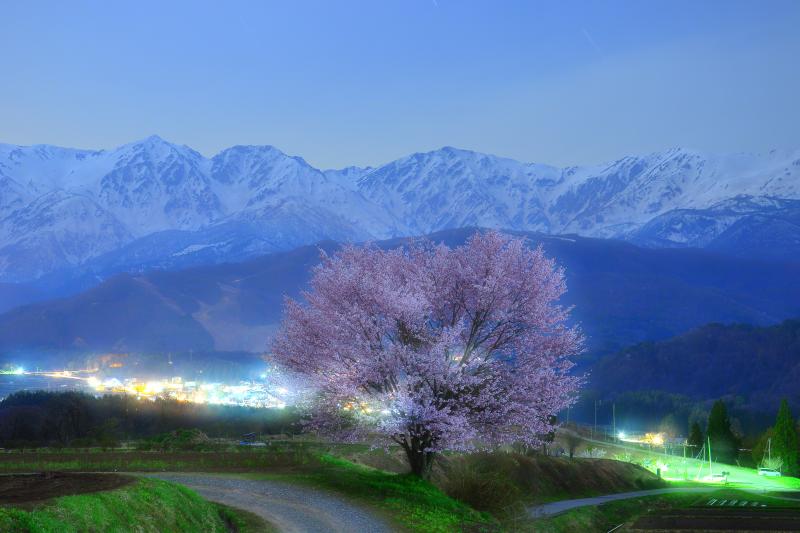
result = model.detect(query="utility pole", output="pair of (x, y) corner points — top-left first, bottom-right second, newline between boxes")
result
(612, 403), (616, 441)
(593, 400), (598, 440)
(708, 435), (713, 477)
(683, 443), (687, 480)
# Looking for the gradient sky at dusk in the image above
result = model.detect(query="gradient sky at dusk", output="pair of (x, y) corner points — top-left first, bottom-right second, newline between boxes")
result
(2, 0), (799, 168)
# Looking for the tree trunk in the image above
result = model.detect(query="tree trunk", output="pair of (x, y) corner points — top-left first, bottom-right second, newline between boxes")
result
(402, 436), (436, 479)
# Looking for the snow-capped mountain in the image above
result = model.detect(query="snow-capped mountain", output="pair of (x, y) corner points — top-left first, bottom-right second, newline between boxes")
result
(0, 136), (798, 282)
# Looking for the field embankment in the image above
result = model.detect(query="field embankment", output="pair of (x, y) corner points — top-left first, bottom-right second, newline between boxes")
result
(0, 476), (264, 532)
(325, 443), (667, 525)
(434, 452), (665, 518)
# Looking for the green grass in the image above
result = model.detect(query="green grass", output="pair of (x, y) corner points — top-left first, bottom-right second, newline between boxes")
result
(0, 478), (229, 533)
(215, 503), (278, 533)
(771, 476), (800, 490)
(241, 454), (498, 533)
(0, 444), (319, 473)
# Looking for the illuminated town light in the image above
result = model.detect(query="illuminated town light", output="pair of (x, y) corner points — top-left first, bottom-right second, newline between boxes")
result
(618, 431), (666, 446)
(3, 367), (294, 409)
(145, 381), (165, 394)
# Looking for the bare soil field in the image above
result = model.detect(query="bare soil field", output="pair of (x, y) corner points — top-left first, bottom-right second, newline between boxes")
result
(0, 472), (133, 504)
(630, 506), (800, 531)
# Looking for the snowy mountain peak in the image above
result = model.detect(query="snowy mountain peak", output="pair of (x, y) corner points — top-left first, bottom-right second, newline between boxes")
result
(0, 137), (798, 282)
(117, 135), (203, 162)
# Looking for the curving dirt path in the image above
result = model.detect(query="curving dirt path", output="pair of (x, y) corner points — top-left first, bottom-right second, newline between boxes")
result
(144, 473), (392, 533)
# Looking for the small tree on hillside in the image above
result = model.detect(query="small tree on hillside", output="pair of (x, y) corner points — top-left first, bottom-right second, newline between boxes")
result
(773, 399), (798, 475)
(706, 400), (739, 464)
(271, 231), (583, 478)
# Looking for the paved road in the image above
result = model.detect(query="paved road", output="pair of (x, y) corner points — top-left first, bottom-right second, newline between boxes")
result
(528, 487), (719, 518)
(145, 473), (392, 533)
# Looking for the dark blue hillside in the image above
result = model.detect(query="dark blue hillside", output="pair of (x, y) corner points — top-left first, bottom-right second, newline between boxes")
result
(0, 229), (796, 359)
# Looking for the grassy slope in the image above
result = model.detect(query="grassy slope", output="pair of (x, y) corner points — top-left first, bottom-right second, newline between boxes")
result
(244, 454), (497, 533)
(216, 503), (278, 533)
(0, 478), (229, 533)
(436, 452), (665, 511)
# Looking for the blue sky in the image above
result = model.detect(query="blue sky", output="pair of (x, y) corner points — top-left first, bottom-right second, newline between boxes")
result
(2, 0), (798, 168)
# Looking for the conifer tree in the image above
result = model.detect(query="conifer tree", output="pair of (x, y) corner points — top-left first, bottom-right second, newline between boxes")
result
(706, 400), (739, 464)
(773, 399), (798, 475)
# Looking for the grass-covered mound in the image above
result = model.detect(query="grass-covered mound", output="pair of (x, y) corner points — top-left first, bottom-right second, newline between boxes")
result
(0, 478), (233, 533)
(438, 452), (666, 516)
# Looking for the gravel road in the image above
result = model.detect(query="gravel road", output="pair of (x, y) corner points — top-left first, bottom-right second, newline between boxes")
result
(145, 473), (393, 533)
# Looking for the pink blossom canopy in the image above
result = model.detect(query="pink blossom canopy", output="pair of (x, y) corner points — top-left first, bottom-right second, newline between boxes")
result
(271, 231), (583, 454)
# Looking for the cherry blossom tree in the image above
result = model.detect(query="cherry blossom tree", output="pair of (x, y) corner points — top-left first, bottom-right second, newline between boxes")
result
(271, 231), (582, 477)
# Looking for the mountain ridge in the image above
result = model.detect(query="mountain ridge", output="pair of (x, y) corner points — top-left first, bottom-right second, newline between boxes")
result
(1, 137), (798, 282)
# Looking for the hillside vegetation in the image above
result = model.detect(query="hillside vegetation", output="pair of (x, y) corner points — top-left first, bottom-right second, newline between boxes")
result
(590, 319), (800, 412)
(0, 391), (300, 448)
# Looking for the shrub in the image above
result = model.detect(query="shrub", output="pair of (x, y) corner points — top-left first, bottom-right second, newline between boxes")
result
(137, 429), (217, 451)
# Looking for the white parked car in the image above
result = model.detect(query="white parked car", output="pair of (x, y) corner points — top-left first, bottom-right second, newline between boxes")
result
(702, 473), (729, 483)
(758, 468), (781, 477)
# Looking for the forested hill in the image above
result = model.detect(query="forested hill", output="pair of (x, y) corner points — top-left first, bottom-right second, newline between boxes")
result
(589, 319), (800, 411)
(0, 229), (799, 357)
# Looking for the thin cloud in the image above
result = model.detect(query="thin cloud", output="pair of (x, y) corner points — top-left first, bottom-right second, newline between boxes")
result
(582, 28), (602, 55)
